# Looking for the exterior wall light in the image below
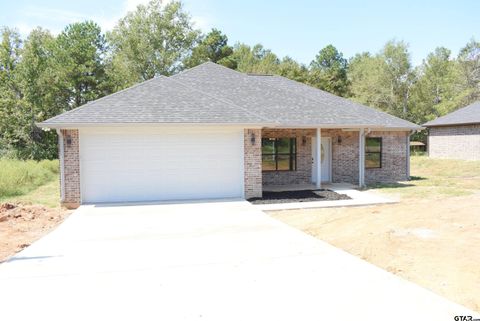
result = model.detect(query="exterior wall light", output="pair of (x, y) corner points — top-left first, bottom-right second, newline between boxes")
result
(66, 135), (72, 146)
(337, 136), (342, 144)
(302, 136), (307, 146)
(250, 132), (256, 145)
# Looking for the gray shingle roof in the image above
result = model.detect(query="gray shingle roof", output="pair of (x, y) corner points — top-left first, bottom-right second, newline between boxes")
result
(423, 101), (480, 127)
(41, 75), (270, 125)
(39, 62), (421, 129)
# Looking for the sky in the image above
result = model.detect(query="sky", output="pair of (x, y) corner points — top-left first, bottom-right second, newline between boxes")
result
(1, 0), (479, 66)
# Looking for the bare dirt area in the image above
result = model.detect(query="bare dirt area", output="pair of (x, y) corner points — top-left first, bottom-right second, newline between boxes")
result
(269, 192), (480, 312)
(0, 203), (70, 263)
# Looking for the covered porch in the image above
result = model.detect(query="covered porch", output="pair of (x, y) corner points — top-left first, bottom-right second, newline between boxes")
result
(244, 127), (409, 200)
(259, 128), (369, 192)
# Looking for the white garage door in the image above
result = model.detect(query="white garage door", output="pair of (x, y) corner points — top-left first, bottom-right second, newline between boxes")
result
(79, 127), (244, 203)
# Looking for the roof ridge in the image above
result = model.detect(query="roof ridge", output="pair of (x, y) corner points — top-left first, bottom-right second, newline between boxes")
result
(174, 61), (252, 79)
(166, 76), (274, 124)
(42, 76), (163, 124)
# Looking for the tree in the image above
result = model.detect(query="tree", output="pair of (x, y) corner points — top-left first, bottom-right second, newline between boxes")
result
(409, 47), (461, 124)
(308, 45), (349, 96)
(183, 28), (233, 68)
(15, 28), (60, 159)
(56, 21), (108, 109)
(0, 27), (22, 157)
(278, 57), (308, 83)
(457, 38), (480, 104)
(382, 40), (414, 116)
(107, 0), (200, 88)
(349, 52), (390, 109)
(230, 43), (279, 74)
(349, 40), (414, 118)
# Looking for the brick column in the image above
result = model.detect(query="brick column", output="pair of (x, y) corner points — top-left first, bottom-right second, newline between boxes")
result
(60, 129), (81, 208)
(244, 129), (262, 199)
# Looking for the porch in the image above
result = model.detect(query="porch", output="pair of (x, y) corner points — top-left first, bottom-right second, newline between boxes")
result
(260, 128), (368, 191)
(244, 127), (410, 200)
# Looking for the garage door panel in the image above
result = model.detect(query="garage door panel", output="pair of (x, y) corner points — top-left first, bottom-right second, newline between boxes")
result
(80, 127), (244, 203)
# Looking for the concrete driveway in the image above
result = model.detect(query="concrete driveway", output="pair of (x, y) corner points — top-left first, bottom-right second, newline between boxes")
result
(0, 200), (476, 320)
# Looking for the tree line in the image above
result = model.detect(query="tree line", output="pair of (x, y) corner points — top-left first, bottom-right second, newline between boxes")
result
(1, 0), (479, 159)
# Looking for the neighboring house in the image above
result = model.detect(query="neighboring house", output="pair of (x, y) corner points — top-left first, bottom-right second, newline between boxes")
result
(39, 62), (421, 208)
(424, 101), (480, 161)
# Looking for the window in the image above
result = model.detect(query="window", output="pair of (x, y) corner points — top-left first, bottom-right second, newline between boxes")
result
(365, 137), (382, 168)
(262, 138), (296, 171)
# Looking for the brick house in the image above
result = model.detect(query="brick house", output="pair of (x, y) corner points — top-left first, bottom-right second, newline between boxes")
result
(38, 62), (421, 208)
(424, 101), (480, 161)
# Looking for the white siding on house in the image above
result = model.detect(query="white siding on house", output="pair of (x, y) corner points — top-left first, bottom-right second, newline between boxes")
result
(79, 126), (244, 203)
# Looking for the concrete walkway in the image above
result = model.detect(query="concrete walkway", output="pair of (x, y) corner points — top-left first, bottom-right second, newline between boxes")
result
(0, 200), (476, 321)
(257, 183), (396, 210)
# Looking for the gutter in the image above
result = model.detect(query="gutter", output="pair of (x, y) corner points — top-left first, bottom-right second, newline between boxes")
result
(37, 122), (423, 131)
(36, 122), (277, 129)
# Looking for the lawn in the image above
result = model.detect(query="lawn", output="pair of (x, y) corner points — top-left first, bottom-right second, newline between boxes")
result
(0, 159), (60, 208)
(368, 155), (480, 199)
(269, 156), (480, 312)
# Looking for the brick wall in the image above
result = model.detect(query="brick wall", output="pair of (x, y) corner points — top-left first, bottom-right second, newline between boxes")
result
(60, 129), (81, 208)
(244, 129), (262, 199)
(261, 128), (315, 186)
(365, 131), (409, 184)
(428, 125), (480, 161)
(322, 129), (359, 185)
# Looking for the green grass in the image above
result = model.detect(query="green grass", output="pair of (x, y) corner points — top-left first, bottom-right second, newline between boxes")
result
(0, 159), (60, 207)
(1, 155), (479, 208)
(369, 156), (480, 200)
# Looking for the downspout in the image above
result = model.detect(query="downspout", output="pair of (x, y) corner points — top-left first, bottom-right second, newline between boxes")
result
(56, 129), (65, 202)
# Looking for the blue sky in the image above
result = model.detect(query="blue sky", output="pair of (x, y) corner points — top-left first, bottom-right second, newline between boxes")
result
(1, 0), (479, 66)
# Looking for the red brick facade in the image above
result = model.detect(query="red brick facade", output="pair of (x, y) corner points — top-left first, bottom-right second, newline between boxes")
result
(428, 125), (480, 160)
(365, 131), (409, 184)
(60, 129), (81, 208)
(58, 127), (409, 206)
(254, 128), (409, 187)
(243, 129), (262, 199)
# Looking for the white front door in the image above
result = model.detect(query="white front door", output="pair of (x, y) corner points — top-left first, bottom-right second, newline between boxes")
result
(311, 137), (332, 183)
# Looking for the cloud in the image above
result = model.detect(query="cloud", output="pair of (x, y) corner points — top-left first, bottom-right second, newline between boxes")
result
(13, 0), (209, 37)
(191, 15), (211, 31)
(124, 0), (151, 13)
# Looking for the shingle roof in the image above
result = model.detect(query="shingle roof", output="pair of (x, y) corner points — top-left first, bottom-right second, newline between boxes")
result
(423, 101), (480, 127)
(41, 75), (270, 125)
(39, 62), (421, 129)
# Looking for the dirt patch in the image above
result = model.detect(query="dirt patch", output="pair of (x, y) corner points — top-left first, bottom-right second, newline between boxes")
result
(268, 192), (480, 312)
(0, 203), (70, 263)
(248, 189), (350, 204)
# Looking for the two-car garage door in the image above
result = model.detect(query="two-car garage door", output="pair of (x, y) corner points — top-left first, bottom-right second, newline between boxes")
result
(79, 127), (244, 203)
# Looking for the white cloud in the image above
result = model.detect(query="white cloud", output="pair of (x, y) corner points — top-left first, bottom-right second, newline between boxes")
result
(14, 0), (209, 37)
(124, 0), (151, 13)
(191, 15), (211, 31)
